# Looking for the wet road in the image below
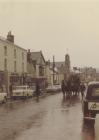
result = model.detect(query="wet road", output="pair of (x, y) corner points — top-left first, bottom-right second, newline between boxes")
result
(0, 93), (95, 140)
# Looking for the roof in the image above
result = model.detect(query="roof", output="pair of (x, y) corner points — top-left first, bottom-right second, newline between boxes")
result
(0, 35), (27, 51)
(50, 61), (68, 74)
(50, 61), (65, 68)
(88, 81), (99, 86)
(30, 51), (46, 64)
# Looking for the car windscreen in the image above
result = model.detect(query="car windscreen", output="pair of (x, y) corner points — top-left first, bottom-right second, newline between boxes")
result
(91, 88), (99, 97)
(86, 85), (99, 100)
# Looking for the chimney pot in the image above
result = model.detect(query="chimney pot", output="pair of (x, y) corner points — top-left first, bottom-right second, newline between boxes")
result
(7, 31), (14, 43)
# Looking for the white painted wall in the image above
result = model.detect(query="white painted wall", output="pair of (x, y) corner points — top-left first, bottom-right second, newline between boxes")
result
(0, 39), (27, 73)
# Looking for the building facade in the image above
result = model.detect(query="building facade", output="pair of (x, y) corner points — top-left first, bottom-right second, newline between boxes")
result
(27, 50), (46, 89)
(80, 67), (96, 83)
(52, 53), (71, 83)
(0, 31), (27, 94)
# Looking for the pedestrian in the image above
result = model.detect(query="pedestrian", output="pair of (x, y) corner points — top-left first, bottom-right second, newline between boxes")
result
(61, 80), (66, 97)
(67, 79), (72, 98)
(9, 83), (13, 99)
(80, 82), (85, 99)
(35, 81), (40, 101)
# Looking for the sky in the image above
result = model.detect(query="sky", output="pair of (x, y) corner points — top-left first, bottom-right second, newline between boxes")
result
(0, 0), (99, 68)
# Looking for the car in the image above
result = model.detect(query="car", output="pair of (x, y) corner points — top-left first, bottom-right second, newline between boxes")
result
(46, 84), (61, 93)
(12, 85), (34, 99)
(82, 81), (99, 121)
(0, 86), (7, 103)
(0, 92), (7, 103)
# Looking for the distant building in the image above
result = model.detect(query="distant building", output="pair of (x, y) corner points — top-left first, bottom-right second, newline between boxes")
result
(79, 67), (96, 82)
(50, 53), (71, 83)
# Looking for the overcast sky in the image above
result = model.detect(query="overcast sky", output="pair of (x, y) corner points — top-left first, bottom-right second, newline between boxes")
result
(0, 0), (99, 67)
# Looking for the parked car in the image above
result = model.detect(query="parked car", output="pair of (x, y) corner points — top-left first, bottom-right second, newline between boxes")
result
(12, 85), (34, 99)
(46, 84), (61, 93)
(82, 81), (99, 121)
(0, 85), (7, 103)
(0, 92), (7, 103)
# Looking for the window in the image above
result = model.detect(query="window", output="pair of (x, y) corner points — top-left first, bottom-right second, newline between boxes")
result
(92, 88), (99, 97)
(14, 61), (16, 72)
(39, 66), (44, 76)
(14, 49), (16, 58)
(22, 62), (24, 72)
(22, 52), (24, 60)
(4, 58), (7, 70)
(4, 46), (7, 56)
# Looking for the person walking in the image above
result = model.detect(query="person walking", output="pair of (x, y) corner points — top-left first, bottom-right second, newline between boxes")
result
(35, 81), (40, 101)
(9, 83), (13, 100)
(61, 80), (66, 97)
(80, 82), (86, 99)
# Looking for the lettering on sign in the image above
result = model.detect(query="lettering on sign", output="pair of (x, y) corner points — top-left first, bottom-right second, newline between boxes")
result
(90, 103), (97, 110)
(90, 103), (99, 110)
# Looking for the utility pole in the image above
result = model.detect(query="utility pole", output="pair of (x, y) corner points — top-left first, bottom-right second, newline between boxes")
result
(53, 55), (55, 85)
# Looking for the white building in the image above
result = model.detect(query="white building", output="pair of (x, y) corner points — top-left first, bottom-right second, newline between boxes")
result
(0, 31), (27, 94)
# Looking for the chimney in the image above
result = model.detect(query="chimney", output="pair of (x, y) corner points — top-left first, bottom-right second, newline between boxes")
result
(7, 31), (14, 43)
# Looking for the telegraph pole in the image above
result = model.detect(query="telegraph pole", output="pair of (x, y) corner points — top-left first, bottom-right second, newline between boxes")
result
(53, 55), (55, 85)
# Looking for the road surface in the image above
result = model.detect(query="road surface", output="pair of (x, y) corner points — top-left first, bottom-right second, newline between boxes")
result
(0, 93), (95, 140)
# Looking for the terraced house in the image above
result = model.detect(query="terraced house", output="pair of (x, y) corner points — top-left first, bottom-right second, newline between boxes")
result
(0, 31), (27, 95)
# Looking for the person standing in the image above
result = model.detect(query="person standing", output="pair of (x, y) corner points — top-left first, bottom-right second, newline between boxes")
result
(61, 80), (66, 97)
(80, 82), (86, 99)
(9, 84), (13, 99)
(35, 81), (40, 101)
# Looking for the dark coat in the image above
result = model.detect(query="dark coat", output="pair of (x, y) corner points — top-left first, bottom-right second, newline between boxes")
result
(61, 80), (66, 92)
(80, 84), (85, 92)
(36, 83), (40, 96)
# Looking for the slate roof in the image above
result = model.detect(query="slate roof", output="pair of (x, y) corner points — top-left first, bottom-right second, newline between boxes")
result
(50, 61), (66, 74)
(0, 35), (27, 51)
(30, 51), (46, 65)
(50, 61), (65, 68)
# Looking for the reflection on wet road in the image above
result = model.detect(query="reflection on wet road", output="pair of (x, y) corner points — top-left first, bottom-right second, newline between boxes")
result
(0, 93), (95, 140)
(82, 122), (95, 140)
